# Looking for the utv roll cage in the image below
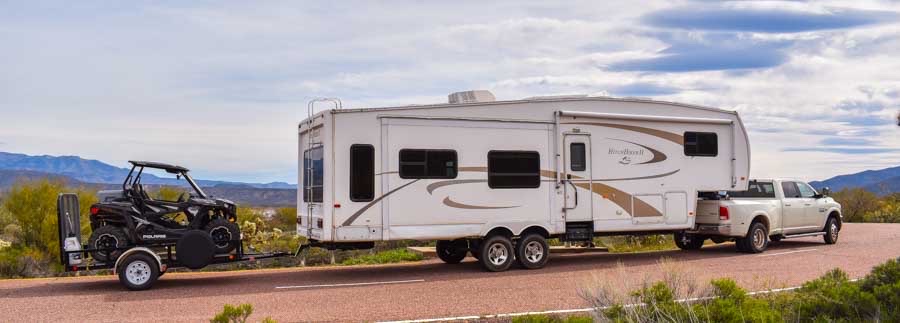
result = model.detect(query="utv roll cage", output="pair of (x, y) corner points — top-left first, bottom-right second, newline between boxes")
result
(124, 161), (208, 199)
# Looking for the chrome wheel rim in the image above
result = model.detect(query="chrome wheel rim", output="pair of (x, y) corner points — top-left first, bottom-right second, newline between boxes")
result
(752, 228), (766, 250)
(524, 241), (544, 263)
(125, 260), (151, 285)
(830, 223), (838, 241)
(487, 243), (508, 266)
(210, 226), (232, 248)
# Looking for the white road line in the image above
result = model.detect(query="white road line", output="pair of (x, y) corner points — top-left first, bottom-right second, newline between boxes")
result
(756, 248), (818, 257)
(275, 279), (425, 290)
(378, 282), (845, 323)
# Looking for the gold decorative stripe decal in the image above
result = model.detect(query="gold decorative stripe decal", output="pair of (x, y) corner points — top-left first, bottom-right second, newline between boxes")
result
(562, 122), (684, 145)
(442, 196), (519, 210)
(341, 179), (420, 227)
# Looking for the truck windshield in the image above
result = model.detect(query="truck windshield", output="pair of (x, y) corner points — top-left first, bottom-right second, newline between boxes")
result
(303, 146), (324, 203)
(728, 181), (776, 198)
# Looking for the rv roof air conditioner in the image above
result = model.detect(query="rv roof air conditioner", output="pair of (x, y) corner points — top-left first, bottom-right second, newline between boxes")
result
(448, 90), (495, 104)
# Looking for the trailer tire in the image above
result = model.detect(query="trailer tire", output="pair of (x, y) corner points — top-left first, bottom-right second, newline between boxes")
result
(117, 252), (159, 291)
(436, 240), (467, 264)
(737, 222), (768, 253)
(479, 235), (514, 272)
(516, 234), (549, 269)
(823, 217), (839, 245)
(674, 232), (705, 250)
(88, 225), (129, 263)
(205, 218), (240, 254)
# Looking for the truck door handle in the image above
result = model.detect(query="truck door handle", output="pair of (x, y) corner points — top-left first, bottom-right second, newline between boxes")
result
(784, 203), (791, 206)
(804, 203), (812, 206)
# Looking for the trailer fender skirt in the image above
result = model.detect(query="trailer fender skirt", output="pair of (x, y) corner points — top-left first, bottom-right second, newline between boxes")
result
(113, 247), (164, 274)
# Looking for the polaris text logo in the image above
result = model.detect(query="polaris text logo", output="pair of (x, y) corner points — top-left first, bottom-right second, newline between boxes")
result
(143, 234), (167, 239)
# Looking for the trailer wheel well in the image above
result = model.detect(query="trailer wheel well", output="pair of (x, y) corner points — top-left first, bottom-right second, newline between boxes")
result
(485, 227), (514, 238)
(519, 226), (550, 239)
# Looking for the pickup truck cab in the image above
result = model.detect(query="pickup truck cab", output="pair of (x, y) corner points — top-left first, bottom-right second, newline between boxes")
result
(677, 179), (842, 253)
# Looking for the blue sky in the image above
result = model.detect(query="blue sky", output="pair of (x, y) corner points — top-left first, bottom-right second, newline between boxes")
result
(1, 1), (898, 183)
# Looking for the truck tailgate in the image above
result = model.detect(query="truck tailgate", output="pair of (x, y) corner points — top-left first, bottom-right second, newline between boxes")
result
(696, 200), (721, 224)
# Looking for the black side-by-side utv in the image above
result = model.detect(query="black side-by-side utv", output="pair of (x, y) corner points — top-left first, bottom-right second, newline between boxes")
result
(87, 161), (241, 262)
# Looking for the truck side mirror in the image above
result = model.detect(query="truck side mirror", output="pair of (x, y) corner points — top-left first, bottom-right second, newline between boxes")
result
(822, 187), (831, 196)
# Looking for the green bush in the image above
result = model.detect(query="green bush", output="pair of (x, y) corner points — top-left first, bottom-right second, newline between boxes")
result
(340, 248), (423, 266)
(512, 314), (593, 323)
(210, 303), (275, 323)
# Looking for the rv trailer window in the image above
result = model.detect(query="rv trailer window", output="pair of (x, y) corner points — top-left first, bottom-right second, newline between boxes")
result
(570, 143), (586, 171)
(684, 132), (718, 157)
(350, 145), (375, 201)
(399, 149), (457, 179)
(303, 146), (324, 203)
(488, 151), (540, 189)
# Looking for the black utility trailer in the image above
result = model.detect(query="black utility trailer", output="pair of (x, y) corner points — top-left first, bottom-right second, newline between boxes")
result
(57, 193), (288, 290)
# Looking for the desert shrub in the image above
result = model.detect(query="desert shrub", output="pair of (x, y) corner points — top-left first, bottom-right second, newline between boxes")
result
(270, 207), (297, 231)
(697, 279), (782, 323)
(512, 314), (593, 323)
(831, 188), (879, 222)
(340, 248), (423, 265)
(0, 245), (55, 278)
(597, 234), (675, 253)
(210, 303), (275, 323)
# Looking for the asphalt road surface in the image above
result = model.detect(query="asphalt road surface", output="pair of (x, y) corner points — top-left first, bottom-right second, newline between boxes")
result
(2, 223), (899, 322)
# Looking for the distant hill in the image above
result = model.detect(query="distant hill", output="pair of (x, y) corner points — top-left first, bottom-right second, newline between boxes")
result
(0, 152), (297, 206)
(0, 152), (295, 189)
(810, 166), (900, 194)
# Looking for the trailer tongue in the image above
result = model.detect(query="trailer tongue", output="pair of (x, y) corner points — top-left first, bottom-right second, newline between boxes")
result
(57, 193), (288, 290)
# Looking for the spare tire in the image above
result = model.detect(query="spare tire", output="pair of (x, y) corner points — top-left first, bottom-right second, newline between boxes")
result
(176, 230), (216, 269)
(88, 225), (129, 263)
(205, 218), (240, 254)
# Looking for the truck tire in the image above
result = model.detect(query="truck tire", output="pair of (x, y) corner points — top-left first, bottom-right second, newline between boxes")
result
(479, 235), (514, 272)
(823, 217), (839, 245)
(436, 240), (467, 264)
(88, 225), (129, 263)
(516, 234), (549, 269)
(674, 232), (705, 250)
(205, 218), (240, 254)
(117, 252), (160, 291)
(737, 222), (768, 253)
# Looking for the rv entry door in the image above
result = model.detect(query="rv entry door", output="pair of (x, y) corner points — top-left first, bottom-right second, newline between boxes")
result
(563, 133), (593, 222)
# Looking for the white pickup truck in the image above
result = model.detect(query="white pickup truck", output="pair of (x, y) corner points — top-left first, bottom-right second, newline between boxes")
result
(676, 179), (843, 253)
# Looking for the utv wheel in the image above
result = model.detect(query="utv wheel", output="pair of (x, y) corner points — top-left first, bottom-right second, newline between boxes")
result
(516, 234), (549, 269)
(205, 218), (240, 254)
(117, 253), (159, 291)
(674, 232), (705, 250)
(479, 235), (514, 272)
(823, 217), (839, 245)
(88, 226), (129, 263)
(436, 240), (467, 264)
(738, 222), (768, 254)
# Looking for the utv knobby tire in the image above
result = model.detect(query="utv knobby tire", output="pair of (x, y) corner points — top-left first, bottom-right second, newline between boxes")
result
(117, 252), (159, 291)
(205, 218), (240, 254)
(88, 226), (129, 263)
(436, 240), (467, 264)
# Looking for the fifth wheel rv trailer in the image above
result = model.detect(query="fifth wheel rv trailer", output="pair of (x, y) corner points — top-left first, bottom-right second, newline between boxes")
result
(298, 91), (750, 272)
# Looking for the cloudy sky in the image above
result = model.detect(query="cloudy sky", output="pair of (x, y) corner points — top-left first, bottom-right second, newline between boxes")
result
(1, 1), (898, 183)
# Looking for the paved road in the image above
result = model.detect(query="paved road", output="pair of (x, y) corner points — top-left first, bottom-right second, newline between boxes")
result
(2, 223), (899, 322)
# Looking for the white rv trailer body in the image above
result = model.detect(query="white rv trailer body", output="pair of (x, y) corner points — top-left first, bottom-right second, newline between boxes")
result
(297, 95), (750, 245)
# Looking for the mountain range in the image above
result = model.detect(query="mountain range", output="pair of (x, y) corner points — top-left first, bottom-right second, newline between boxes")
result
(809, 165), (900, 195)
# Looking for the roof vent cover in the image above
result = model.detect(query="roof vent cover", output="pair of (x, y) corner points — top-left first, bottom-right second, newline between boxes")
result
(448, 90), (495, 104)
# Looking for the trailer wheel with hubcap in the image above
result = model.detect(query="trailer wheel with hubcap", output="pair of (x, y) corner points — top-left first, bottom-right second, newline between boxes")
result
(117, 252), (160, 291)
(436, 240), (467, 264)
(479, 235), (514, 272)
(674, 232), (705, 250)
(515, 234), (549, 269)
(737, 222), (768, 253)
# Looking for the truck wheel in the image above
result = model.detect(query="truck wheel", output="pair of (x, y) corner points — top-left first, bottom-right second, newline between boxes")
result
(738, 222), (768, 253)
(823, 217), (839, 245)
(436, 240), (467, 264)
(88, 226), (129, 263)
(674, 232), (705, 250)
(117, 252), (159, 291)
(479, 235), (514, 272)
(516, 234), (549, 269)
(205, 218), (240, 254)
